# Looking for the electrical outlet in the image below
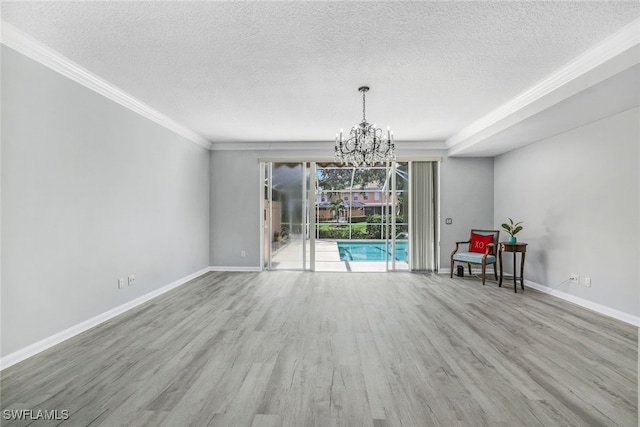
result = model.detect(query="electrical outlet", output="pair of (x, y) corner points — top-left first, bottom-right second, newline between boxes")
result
(128, 275), (136, 286)
(584, 277), (591, 287)
(118, 278), (126, 289)
(240, 250), (246, 258)
(570, 274), (579, 284)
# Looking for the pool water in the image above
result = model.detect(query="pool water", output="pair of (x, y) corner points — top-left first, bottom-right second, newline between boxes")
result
(337, 240), (408, 262)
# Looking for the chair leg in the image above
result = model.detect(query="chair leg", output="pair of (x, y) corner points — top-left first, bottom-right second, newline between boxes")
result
(493, 263), (498, 280)
(450, 260), (454, 278)
(468, 264), (472, 275)
(481, 260), (486, 286)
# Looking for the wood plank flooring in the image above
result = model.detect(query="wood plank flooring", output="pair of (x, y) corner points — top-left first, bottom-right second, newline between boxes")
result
(1, 271), (637, 426)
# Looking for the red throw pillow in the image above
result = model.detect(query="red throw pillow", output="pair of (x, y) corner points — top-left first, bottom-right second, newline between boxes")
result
(470, 233), (493, 254)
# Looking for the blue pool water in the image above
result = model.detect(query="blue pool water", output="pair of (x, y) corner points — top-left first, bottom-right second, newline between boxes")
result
(337, 241), (408, 262)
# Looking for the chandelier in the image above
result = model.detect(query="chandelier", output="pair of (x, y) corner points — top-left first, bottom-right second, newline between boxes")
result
(334, 86), (395, 167)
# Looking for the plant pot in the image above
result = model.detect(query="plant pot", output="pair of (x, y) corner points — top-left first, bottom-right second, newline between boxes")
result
(508, 236), (517, 243)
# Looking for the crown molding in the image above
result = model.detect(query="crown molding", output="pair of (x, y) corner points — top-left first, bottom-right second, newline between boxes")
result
(210, 141), (332, 151)
(447, 16), (640, 152)
(398, 140), (447, 151)
(210, 140), (446, 151)
(1, 21), (212, 150)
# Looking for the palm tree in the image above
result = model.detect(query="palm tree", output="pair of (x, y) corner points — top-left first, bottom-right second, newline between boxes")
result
(330, 198), (344, 221)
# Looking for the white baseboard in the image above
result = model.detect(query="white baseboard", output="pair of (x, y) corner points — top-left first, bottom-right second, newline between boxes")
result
(524, 280), (639, 327)
(209, 266), (263, 272)
(0, 267), (211, 371)
(439, 270), (639, 327)
(4, 267), (634, 371)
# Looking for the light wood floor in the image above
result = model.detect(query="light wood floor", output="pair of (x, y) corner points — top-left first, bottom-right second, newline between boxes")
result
(1, 272), (637, 426)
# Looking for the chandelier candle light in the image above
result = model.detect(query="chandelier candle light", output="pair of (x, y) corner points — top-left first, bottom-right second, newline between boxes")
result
(334, 86), (395, 166)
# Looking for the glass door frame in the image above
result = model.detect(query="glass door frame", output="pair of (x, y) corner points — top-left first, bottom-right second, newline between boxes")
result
(261, 160), (409, 272)
(262, 161), (311, 271)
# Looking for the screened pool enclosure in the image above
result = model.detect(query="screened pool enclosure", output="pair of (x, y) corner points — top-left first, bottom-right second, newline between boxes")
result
(261, 161), (438, 272)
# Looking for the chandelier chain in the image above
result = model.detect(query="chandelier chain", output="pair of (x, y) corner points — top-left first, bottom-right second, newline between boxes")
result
(362, 89), (366, 123)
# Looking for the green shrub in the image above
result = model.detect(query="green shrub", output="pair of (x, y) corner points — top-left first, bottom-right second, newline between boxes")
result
(351, 228), (367, 239)
(366, 215), (383, 239)
(364, 214), (407, 239)
(317, 223), (367, 239)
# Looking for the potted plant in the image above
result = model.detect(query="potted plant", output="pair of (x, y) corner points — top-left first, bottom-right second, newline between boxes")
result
(501, 218), (523, 243)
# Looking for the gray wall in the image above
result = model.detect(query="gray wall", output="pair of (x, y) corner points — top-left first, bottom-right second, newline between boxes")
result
(210, 150), (261, 268)
(1, 47), (211, 357)
(439, 157), (494, 269)
(494, 107), (639, 317)
(209, 149), (495, 270)
(209, 149), (321, 268)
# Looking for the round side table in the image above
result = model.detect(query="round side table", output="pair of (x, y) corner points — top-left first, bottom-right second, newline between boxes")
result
(499, 242), (527, 293)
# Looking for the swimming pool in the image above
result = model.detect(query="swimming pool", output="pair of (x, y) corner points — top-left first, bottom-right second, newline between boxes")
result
(337, 240), (408, 262)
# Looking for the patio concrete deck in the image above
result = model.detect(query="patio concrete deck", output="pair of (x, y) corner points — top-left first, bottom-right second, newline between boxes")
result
(270, 236), (408, 272)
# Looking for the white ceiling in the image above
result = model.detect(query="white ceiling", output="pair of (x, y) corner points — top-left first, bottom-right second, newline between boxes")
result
(2, 1), (639, 156)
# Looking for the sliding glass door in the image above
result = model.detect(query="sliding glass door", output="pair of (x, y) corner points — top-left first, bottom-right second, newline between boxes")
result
(263, 160), (432, 272)
(264, 162), (308, 270)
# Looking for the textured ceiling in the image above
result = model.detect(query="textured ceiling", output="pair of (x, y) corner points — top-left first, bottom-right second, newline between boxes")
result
(2, 1), (639, 148)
